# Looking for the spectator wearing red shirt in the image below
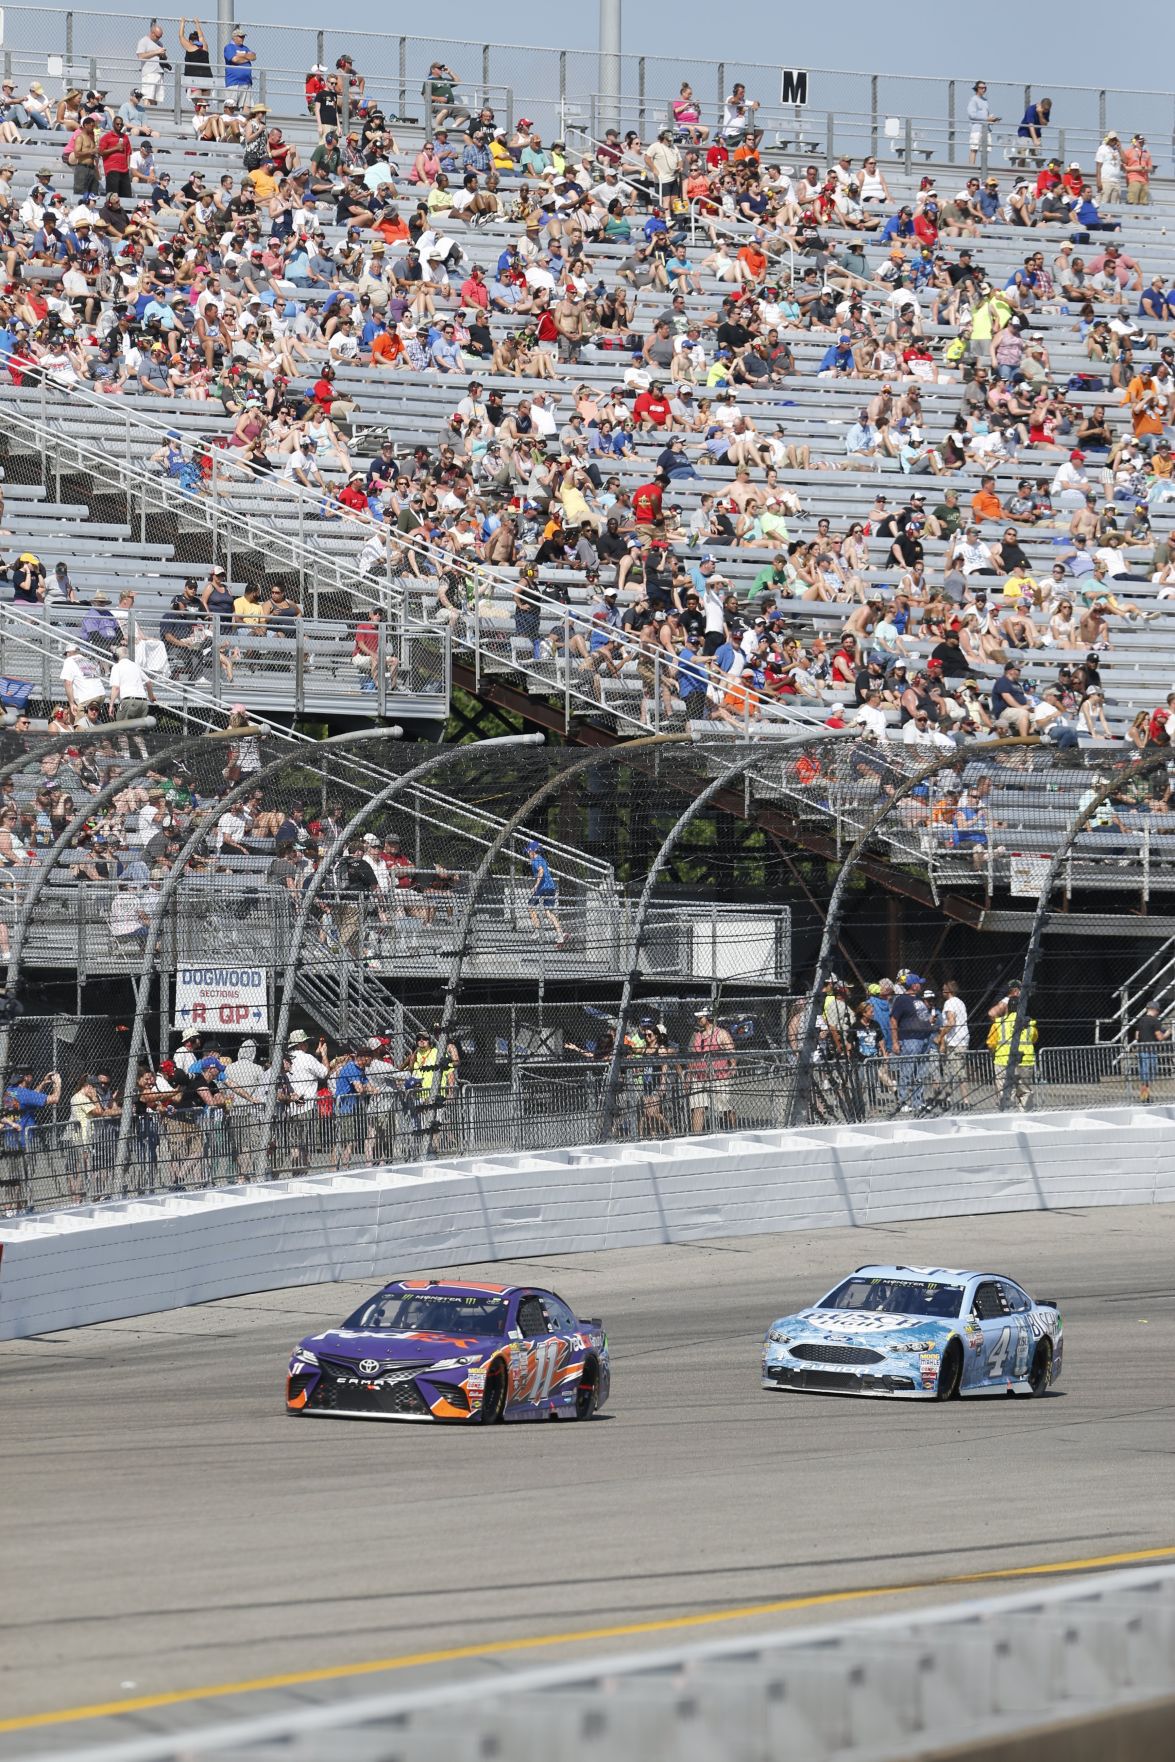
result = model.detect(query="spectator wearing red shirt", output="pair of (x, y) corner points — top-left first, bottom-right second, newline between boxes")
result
(633, 385), (672, 429)
(705, 140), (729, 172)
(352, 607), (400, 691)
(98, 117), (132, 198)
(310, 364), (337, 411)
(913, 202), (939, 249)
(337, 474), (369, 515)
(460, 265), (489, 309)
(382, 834), (414, 888)
(1036, 158), (1063, 196)
(631, 474), (666, 525)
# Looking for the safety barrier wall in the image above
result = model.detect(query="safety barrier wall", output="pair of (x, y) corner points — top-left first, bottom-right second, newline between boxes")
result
(41, 1563), (1175, 1762)
(2, 1104), (1173, 1340)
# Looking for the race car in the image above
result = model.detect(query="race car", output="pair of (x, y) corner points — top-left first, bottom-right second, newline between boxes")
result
(286, 1279), (610, 1423)
(762, 1265), (1062, 1400)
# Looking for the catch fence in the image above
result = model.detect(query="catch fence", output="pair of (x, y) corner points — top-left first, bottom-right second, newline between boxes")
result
(2, 732), (1173, 1214)
(2, 1038), (1164, 1215)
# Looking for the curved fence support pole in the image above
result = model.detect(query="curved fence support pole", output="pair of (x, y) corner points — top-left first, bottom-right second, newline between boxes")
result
(1002, 748), (1170, 1109)
(430, 735), (693, 1123)
(112, 726), (404, 1183)
(597, 734), (828, 1143)
(0, 721), (192, 1092)
(258, 733), (546, 1159)
(0, 720), (154, 794)
(786, 738), (1039, 1129)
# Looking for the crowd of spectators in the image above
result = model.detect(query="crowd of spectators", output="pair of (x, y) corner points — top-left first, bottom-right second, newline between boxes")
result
(0, 43), (1170, 741)
(1, 1013), (468, 1208)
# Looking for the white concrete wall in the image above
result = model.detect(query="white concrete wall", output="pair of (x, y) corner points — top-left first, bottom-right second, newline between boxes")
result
(2, 1106), (1173, 1340)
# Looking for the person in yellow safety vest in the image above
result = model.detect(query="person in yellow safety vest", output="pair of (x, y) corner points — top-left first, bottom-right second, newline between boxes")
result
(408, 1033), (457, 1098)
(406, 1030), (456, 1149)
(988, 1009), (1037, 1108)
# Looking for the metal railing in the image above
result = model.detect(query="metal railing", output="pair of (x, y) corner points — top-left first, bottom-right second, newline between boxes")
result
(3, 1038), (1163, 1215)
(1096, 936), (1175, 1044)
(7, 374), (822, 740)
(3, 7), (1174, 168)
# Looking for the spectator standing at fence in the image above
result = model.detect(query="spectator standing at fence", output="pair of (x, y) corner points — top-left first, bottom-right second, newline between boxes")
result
(890, 974), (934, 1113)
(3, 1067), (62, 1202)
(1016, 96), (1051, 163)
(1134, 1001), (1167, 1103)
(988, 1003), (1037, 1109)
(223, 1037), (268, 1173)
(179, 18), (212, 96)
(938, 979), (971, 1103)
(223, 25), (256, 94)
(108, 644), (156, 723)
(687, 1008), (736, 1134)
(136, 20), (170, 108)
(286, 1028), (328, 1170)
(967, 81), (999, 165)
(1123, 135), (1153, 206)
(334, 1045), (371, 1167)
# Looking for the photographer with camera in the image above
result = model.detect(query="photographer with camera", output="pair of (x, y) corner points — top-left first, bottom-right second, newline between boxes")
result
(136, 19), (171, 108)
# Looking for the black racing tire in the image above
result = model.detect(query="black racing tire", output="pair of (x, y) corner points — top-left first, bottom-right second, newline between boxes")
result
(480, 1359), (507, 1425)
(1028, 1338), (1053, 1397)
(936, 1338), (964, 1401)
(575, 1355), (599, 1421)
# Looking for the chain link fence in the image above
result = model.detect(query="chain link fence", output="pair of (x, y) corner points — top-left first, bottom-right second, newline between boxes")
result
(3, 734), (1174, 1214)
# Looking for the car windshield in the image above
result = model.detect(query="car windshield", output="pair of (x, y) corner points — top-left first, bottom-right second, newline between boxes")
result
(820, 1277), (962, 1319)
(344, 1292), (510, 1336)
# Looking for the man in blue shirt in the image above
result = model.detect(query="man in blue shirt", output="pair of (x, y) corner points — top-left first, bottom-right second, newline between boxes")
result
(223, 26), (255, 90)
(818, 335), (856, 376)
(461, 133), (490, 175)
(880, 207), (915, 243)
(990, 661), (1031, 735)
(334, 1047), (371, 1164)
(525, 839), (566, 948)
(3, 1067), (62, 1152)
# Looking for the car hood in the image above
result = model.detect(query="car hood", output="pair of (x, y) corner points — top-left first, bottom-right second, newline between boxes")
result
(770, 1308), (959, 1345)
(297, 1328), (502, 1366)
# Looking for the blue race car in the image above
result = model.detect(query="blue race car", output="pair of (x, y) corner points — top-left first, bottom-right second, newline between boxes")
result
(287, 1279), (610, 1423)
(762, 1265), (1062, 1400)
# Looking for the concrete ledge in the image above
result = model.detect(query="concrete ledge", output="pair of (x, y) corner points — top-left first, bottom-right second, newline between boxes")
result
(1, 1105), (1173, 1340)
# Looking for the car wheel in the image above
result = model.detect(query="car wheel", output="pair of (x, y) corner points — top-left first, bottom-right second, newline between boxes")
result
(1028, 1338), (1053, 1397)
(575, 1356), (599, 1421)
(936, 1339), (964, 1401)
(480, 1360), (507, 1425)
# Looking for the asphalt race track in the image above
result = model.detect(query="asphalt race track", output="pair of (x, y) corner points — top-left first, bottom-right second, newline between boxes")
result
(3, 1203), (1175, 1756)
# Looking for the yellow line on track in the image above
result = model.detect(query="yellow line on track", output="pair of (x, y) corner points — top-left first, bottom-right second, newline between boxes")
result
(4, 1543), (1175, 1734)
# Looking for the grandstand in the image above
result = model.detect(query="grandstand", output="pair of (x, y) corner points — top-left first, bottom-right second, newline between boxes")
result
(0, 15), (1172, 1211)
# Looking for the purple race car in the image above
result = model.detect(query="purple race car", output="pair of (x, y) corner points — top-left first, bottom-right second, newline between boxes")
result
(286, 1278), (610, 1423)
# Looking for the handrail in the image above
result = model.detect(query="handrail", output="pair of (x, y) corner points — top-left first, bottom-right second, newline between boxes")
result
(11, 372), (822, 739)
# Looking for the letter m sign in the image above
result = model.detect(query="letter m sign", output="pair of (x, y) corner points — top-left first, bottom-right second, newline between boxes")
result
(779, 68), (809, 106)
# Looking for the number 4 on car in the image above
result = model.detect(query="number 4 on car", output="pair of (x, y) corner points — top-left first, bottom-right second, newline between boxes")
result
(762, 1266), (1063, 1400)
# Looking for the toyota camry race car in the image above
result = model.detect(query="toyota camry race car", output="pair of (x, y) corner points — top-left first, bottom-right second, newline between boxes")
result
(762, 1265), (1062, 1400)
(287, 1279), (610, 1422)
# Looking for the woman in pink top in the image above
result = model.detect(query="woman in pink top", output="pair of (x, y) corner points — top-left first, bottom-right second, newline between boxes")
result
(410, 142), (441, 185)
(671, 82), (708, 144)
